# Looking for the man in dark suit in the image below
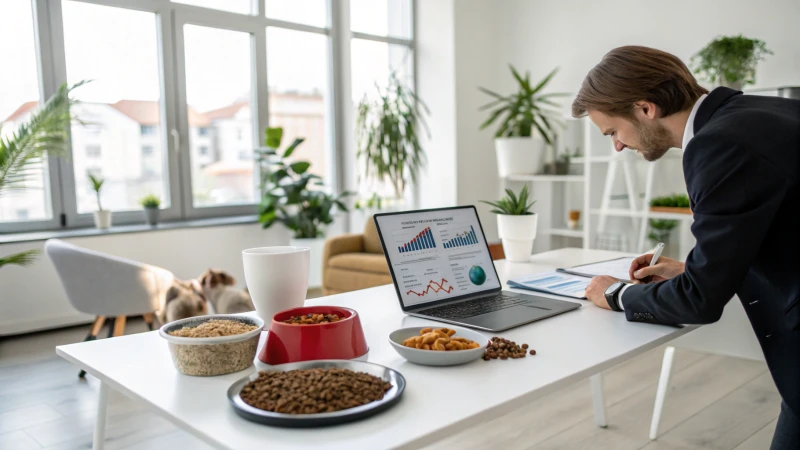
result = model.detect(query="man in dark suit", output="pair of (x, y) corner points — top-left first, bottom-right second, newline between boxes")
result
(572, 46), (800, 449)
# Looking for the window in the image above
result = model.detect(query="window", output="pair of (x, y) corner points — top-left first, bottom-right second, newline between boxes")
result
(62, 1), (169, 215)
(0, 0), (51, 225)
(183, 25), (255, 207)
(267, 27), (331, 181)
(1, 0), (415, 232)
(86, 145), (102, 158)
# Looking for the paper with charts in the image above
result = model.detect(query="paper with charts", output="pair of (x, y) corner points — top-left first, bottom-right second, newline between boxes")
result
(507, 272), (591, 299)
(375, 208), (501, 307)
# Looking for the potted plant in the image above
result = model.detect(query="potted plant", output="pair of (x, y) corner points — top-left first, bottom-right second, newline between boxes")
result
(479, 66), (566, 177)
(554, 153), (571, 175)
(356, 72), (429, 201)
(481, 184), (537, 262)
(650, 194), (692, 215)
(139, 194), (161, 226)
(691, 35), (772, 90)
(568, 210), (581, 230)
(88, 173), (111, 229)
(648, 219), (678, 257)
(257, 127), (353, 288)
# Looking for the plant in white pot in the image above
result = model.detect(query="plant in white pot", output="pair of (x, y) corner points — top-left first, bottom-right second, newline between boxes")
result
(257, 127), (353, 288)
(479, 66), (566, 177)
(481, 184), (537, 262)
(691, 35), (772, 90)
(88, 173), (111, 229)
(139, 194), (161, 226)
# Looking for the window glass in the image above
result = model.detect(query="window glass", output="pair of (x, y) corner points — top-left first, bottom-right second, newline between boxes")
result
(172, 0), (253, 15)
(350, 0), (412, 39)
(266, 0), (327, 27)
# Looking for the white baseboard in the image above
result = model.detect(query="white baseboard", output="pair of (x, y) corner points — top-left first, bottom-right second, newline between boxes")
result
(0, 313), (95, 337)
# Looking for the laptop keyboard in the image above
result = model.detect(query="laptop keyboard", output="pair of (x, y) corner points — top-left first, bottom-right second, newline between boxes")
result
(418, 294), (525, 320)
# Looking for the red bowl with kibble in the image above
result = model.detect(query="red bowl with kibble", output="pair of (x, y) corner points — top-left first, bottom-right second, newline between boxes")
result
(258, 306), (369, 365)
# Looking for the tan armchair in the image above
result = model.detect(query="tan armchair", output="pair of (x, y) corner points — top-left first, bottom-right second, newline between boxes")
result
(322, 216), (392, 295)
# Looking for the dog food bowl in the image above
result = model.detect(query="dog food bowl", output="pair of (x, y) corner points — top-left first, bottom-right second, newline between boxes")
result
(160, 314), (264, 376)
(258, 306), (368, 365)
(388, 326), (488, 366)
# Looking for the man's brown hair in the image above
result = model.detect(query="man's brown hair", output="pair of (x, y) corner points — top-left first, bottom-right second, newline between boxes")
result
(572, 46), (708, 119)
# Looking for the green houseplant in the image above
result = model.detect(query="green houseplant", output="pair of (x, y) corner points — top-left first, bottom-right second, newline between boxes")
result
(648, 219), (678, 256)
(481, 184), (537, 262)
(139, 194), (161, 226)
(0, 82), (82, 269)
(88, 172), (111, 229)
(479, 66), (566, 177)
(650, 194), (691, 214)
(355, 72), (429, 200)
(257, 127), (352, 287)
(691, 35), (772, 90)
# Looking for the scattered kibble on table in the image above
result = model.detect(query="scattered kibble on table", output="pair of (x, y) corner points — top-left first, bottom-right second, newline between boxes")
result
(482, 337), (535, 361)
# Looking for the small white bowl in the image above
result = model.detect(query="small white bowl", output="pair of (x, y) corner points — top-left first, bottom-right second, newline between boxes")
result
(160, 314), (264, 376)
(388, 326), (489, 366)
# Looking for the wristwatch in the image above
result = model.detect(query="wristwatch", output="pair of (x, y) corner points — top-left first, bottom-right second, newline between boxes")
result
(604, 281), (625, 312)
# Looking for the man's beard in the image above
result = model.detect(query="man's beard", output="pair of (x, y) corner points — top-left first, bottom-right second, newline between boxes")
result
(631, 120), (672, 162)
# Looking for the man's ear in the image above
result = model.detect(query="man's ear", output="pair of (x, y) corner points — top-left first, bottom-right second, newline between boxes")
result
(634, 101), (660, 120)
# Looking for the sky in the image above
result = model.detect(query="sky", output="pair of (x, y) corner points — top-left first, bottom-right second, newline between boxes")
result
(0, 0), (412, 121)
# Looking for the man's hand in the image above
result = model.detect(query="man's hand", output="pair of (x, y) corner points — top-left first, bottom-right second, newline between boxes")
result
(585, 276), (618, 310)
(628, 254), (685, 283)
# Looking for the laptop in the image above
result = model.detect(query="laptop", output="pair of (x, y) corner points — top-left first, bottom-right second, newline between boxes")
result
(374, 206), (581, 332)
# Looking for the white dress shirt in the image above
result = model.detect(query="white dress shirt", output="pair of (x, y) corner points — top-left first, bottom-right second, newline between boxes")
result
(617, 94), (707, 311)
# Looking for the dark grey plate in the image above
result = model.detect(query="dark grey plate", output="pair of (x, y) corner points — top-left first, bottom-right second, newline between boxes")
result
(227, 360), (406, 427)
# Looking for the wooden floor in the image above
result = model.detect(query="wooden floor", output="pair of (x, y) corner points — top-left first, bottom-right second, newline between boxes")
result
(0, 319), (779, 449)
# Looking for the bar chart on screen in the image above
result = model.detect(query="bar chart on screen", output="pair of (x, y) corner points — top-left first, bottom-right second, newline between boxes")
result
(441, 225), (480, 249)
(397, 227), (437, 253)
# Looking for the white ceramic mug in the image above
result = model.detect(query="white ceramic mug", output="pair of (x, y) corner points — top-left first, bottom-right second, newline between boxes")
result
(242, 246), (310, 323)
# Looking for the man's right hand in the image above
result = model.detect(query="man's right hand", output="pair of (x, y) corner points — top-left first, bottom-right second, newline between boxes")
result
(629, 254), (684, 283)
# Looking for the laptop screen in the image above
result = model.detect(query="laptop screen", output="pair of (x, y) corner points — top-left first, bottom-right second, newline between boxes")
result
(375, 207), (502, 308)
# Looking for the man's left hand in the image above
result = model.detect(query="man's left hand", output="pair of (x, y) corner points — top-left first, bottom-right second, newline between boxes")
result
(585, 276), (618, 310)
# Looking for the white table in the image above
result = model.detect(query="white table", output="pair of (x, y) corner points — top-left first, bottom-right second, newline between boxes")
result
(57, 248), (696, 450)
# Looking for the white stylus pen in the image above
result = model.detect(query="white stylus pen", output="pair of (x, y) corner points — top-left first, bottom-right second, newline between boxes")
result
(650, 242), (665, 267)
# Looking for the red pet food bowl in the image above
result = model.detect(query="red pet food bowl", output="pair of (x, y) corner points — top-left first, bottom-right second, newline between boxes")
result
(258, 306), (369, 365)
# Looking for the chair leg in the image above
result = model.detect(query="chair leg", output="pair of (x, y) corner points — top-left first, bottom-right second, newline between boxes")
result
(79, 316), (106, 378)
(142, 313), (155, 331)
(112, 316), (126, 337)
(106, 317), (116, 339)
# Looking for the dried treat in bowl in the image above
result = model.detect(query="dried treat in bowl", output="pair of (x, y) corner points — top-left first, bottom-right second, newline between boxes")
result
(168, 319), (257, 337)
(401, 328), (482, 351)
(282, 313), (342, 325)
(239, 368), (392, 414)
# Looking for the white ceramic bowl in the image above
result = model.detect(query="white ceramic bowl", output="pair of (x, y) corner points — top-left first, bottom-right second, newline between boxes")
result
(160, 314), (264, 376)
(388, 326), (489, 366)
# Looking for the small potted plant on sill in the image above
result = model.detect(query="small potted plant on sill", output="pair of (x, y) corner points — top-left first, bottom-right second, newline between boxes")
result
(691, 35), (772, 90)
(479, 66), (566, 177)
(650, 194), (692, 215)
(88, 173), (111, 229)
(140, 194), (161, 226)
(554, 153), (571, 175)
(481, 184), (537, 262)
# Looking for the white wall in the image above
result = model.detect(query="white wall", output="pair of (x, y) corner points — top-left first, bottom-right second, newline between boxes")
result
(0, 223), (290, 336)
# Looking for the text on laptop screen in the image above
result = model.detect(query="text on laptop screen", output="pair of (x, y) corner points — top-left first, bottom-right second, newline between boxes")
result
(376, 208), (501, 307)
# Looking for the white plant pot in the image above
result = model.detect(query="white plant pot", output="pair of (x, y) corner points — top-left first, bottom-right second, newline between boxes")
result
(495, 137), (546, 177)
(497, 214), (538, 262)
(290, 237), (326, 288)
(93, 210), (112, 229)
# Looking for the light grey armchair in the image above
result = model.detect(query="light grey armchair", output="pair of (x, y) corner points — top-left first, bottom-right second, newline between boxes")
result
(45, 239), (174, 377)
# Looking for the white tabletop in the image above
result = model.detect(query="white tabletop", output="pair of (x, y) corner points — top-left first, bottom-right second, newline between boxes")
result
(57, 248), (695, 450)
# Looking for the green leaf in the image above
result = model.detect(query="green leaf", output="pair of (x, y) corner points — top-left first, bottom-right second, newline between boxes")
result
(265, 127), (283, 149)
(0, 250), (39, 269)
(530, 67), (559, 94)
(282, 137), (305, 158)
(289, 161), (311, 174)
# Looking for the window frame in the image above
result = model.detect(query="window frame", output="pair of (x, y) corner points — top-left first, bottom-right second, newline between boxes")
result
(0, 0), (416, 233)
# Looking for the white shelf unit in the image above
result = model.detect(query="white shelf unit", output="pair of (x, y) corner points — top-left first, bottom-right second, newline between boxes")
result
(541, 228), (584, 238)
(506, 174), (585, 182)
(589, 209), (694, 221)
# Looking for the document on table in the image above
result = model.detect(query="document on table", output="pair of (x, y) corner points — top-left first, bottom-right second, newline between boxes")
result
(557, 256), (635, 282)
(507, 272), (591, 299)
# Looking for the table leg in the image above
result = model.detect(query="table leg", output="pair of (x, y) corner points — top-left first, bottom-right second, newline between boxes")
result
(649, 346), (675, 440)
(590, 373), (608, 428)
(93, 381), (109, 450)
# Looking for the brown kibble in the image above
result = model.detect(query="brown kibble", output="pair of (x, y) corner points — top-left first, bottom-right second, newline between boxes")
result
(483, 355), (490, 361)
(168, 319), (257, 338)
(522, 343), (529, 349)
(500, 354), (508, 360)
(530, 349), (536, 355)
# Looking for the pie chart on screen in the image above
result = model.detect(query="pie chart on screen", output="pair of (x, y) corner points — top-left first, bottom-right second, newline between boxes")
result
(469, 265), (487, 285)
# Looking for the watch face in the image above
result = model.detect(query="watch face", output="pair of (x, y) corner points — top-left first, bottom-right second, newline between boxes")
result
(605, 282), (622, 295)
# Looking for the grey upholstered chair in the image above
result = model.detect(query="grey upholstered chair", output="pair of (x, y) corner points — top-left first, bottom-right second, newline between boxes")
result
(45, 239), (174, 377)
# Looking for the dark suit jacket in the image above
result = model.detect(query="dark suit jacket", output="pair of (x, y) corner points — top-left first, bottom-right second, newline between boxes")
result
(623, 87), (800, 414)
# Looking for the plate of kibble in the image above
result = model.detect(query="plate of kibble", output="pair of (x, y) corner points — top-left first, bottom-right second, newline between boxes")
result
(227, 360), (405, 427)
(388, 326), (488, 366)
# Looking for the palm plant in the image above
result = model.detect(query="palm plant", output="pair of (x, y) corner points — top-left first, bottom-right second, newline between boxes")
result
(88, 173), (105, 211)
(0, 81), (83, 269)
(478, 66), (567, 145)
(481, 184), (536, 215)
(355, 72), (430, 199)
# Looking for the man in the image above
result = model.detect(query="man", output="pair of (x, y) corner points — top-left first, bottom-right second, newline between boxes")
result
(572, 46), (800, 449)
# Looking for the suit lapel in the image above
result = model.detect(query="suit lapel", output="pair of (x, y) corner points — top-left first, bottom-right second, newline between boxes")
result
(693, 87), (741, 134)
